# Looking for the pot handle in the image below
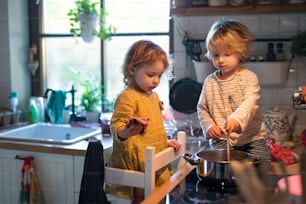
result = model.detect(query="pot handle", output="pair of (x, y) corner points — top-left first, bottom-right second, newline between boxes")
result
(183, 153), (199, 165)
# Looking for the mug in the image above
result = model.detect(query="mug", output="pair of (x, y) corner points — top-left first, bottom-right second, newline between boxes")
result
(264, 110), (290, 142)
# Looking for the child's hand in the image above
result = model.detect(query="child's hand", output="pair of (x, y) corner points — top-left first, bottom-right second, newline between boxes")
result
(224, 118), (241, 135)
(207, 124), (222, 140)
(126, 117), (149, 135)
(117, 117), (149, 140)
(167, 140), (181, 152)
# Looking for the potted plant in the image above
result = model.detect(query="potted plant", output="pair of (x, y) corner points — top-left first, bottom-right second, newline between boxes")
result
(80, 79), (101, 113)
(291, 31), (306, 59)
(80, 78), (102, 122)
(63, 66), (113, 122)
(67, 0), (116, 43)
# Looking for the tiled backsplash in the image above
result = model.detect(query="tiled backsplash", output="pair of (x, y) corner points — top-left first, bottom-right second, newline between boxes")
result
(172, 12), (306, 136)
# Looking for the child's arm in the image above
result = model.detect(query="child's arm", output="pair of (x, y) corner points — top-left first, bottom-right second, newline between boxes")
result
(229, 73), (260, 133)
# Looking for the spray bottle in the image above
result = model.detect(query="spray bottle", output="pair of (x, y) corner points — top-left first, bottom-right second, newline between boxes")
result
(9, 91), (19, 113)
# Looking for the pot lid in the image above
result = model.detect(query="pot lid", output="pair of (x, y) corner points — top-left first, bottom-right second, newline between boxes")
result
(196, 149), (249, 162)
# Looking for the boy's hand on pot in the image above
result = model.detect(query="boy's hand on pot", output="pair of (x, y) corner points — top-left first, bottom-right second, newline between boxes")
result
(207, 124), (222, 140)
(224, 118), (241, 134)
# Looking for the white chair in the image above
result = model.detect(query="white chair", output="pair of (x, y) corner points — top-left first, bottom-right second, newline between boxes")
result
(104, 131), (186, 199)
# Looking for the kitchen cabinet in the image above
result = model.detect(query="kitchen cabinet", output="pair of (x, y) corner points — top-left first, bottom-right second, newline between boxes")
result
(0, 149), (77, 204)
(171, 3), (306, 16)
(74, 156), (85, 202)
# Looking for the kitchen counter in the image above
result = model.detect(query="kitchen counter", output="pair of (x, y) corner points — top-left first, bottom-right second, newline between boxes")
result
(0, 121), (113, 156)
(142, 141), (304, 204)
(142, 161), (302, 204)
(0, 133), (113, 156)
(0, 124), (114, 204)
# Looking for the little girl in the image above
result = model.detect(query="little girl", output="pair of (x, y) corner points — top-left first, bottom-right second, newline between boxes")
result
(197, 20), (271, 173)
(105, 40), (180, 202)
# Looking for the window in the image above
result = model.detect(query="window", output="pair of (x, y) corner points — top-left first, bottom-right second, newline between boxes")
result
(41, 0), (171, 112)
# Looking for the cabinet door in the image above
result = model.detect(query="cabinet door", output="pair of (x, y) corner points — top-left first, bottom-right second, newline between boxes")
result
(74, 156), (85, 203)
(0, 150), (23, 204)
(0, 149), (74, 204)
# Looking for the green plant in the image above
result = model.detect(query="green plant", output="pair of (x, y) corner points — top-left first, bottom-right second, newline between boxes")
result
(291, 31), (306, 57)
(67, 0), (116, 42)
(80, 78), (102, 112)
(62, 66), (110, 112)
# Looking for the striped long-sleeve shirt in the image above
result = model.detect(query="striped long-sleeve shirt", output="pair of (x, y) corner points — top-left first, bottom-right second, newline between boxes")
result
(197, 67), (266, 146)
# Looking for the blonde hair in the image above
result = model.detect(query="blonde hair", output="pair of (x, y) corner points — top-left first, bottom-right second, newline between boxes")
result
(205, 20), (254, 62)
(122, 40), (169, 86)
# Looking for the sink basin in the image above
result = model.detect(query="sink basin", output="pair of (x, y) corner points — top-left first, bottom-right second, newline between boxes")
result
(0, 123), (101, 145)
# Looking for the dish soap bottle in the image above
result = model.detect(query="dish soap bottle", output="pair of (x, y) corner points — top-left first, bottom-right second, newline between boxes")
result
(29, 98), (39, 124)
(276, 42), (284, 61)
(266, 42), (276, 62)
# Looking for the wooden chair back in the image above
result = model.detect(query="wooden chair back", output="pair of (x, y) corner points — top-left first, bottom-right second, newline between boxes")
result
(104, 131), (186, 198)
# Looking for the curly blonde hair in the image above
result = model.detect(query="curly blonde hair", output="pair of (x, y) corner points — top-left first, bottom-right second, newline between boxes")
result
(122, 40), (169, 86)
(205, 20), (254, 62)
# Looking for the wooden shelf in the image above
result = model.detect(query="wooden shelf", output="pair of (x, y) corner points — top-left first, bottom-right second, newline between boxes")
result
(170, 3), (306, 16)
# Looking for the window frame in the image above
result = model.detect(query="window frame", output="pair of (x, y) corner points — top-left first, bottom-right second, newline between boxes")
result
(29, 0), (173, 111)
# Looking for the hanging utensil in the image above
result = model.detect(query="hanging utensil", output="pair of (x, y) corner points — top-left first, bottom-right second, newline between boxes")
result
(191, 40), (202, 61)
(182, 35), (202, 80)
(183, 34), (196, 79)
(183, 36), (195, 60)
(183, 35), (202, 61)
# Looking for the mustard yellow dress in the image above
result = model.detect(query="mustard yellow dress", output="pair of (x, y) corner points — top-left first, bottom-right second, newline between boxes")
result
(105, 86), (173, 200)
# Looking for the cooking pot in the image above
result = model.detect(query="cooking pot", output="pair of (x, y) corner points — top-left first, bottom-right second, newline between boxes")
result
(183, 149), (261, 189)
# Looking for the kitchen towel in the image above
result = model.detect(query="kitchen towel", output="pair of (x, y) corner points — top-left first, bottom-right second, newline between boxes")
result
(47, 90), (66, 124)
(269, 140), (299, 165)
(78, 140), (109, 204)
(20, 157), (44, 204)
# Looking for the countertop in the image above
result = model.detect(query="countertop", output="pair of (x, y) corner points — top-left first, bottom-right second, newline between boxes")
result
(0, 124), (204, 157)
(0, 122), (113, 156)
(141, 161), (303, 203)
(142, 140), (305, 203)
(0, 131), (113, 157)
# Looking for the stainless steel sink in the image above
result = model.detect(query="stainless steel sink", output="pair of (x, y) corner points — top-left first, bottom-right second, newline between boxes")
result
(0, 122), (101, 145)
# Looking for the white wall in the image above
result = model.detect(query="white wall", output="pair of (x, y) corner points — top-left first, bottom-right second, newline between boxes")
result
(0, 0), (30, 120)
(0, 0), (11, 108)
(172, 12), (306, 136)
(8, 0), (31, 114)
